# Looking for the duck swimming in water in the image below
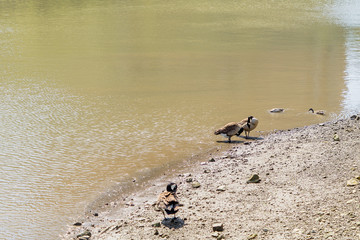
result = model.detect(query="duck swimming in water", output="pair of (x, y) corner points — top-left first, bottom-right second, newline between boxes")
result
(269, 108), (284, 113)
(309, 108), (325, 115)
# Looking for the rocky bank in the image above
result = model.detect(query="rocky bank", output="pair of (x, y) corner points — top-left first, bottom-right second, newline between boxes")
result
(64, 116), (360, 240)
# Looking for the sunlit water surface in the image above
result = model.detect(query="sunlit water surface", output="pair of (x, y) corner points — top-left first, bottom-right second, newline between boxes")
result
(0, 0), (359, 239)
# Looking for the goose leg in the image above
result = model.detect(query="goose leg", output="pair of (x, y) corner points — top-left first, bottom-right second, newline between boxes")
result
(161, 209), (166, 219)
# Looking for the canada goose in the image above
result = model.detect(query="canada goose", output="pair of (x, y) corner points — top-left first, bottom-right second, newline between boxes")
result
(309, 108), (325, 115)
(237, 116), (259, 139)
(156, 183), (179, 220)
(214, 122), (241, 143)
(214, 116), (258, 142)
(269, 108), (284, 113)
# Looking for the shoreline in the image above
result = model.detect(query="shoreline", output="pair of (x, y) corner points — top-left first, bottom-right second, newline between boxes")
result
(64, 116), (360, 240)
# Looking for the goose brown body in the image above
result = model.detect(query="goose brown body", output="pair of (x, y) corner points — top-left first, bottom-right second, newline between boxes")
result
(214, 122), (241, 143)
(214, 116), (258, 142)
(238, 116), (259, 138)
(156, 183), (179, 219)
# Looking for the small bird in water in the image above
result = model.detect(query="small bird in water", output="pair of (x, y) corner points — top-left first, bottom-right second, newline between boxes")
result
(269, 108), (284, 113)
(309, 108), (325, 115)
(155, 183), (179, 220)
(214, 116), (259, 142)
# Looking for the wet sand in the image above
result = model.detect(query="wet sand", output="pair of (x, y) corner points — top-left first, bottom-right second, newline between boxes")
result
(64, 115), (360, 240)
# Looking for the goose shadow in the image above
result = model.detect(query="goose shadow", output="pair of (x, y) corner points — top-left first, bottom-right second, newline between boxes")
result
(237, 136), (264, 140)
(216, 140), (244, 144)
(161, 217), (185, 229)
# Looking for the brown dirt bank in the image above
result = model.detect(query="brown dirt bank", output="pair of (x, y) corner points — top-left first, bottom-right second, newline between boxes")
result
(64, 116), (360, 240)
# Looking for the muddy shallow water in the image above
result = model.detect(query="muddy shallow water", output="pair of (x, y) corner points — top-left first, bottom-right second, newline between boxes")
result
(1, 0), (360, 239)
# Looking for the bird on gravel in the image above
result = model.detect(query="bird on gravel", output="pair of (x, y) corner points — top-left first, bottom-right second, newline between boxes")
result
(214, 116), (259, 142)
(237, 116), (259, 139)
(309, 108), (325, 115)
(155, 183), (179, 221)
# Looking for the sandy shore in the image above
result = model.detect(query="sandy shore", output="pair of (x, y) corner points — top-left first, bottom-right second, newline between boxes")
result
(64, 116), (360, 240)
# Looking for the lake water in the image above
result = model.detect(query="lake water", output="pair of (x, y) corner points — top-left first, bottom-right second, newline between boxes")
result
(1, 0), (359, 239)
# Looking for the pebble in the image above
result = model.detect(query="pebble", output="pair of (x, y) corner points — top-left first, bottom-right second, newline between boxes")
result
(333, 133), (340, 141)
(212, 223), (224, 232)
(209, 158), (216, 162)
(216, 186), (226, 192)
(186, 177), (193, 183)
(73, 222), (82, 226)
(247, 174), (261, 183)
(192, 181), (201, 188)
(76, 230), (91, 240)
(347, 178), (359, 186)
(152, 222), (161, 227)
(346, 199), (357, 204)
(247, 233), (257, 239)
(217, 234), (225, 240)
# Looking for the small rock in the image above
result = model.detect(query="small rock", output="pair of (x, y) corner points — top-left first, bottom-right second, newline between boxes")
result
(73, 222), (82, 226)
(319, 123), (325, 126)
(209, 158), (216, 162)
(346, 199), (357, 204)
(126, 201), (134, 206)
(192, 181), (201, 188)
(185, 177), (193, 183)
(247, 233), (257, 239)
(333, 133), (340, 141)
(76, 230), (91, 240)
(93, 213), (98, 217)
(212, 223), (224, 232)
(212, 232), (220, 238)
(347, 178), (360, 186)
(247, 174), (261, 183)
(217, 235), (225, 240)
(350, 115), (360, 120)
(204, 169), (211, 173)
(154, 229), (159, 235)
(216, 186), (226, 192)
(152, 222), (161, 227)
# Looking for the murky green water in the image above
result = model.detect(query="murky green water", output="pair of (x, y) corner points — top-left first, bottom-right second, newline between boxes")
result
(1, 0), (359, 239)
